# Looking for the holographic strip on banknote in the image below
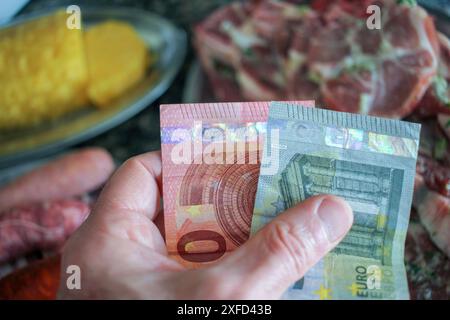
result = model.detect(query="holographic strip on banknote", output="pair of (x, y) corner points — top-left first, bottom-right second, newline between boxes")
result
(252, 102), (420, 300)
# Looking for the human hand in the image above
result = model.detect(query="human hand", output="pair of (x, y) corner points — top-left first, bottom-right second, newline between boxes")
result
(58, 151), (353, 299)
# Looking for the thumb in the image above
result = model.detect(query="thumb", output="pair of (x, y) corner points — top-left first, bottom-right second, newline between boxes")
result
(213, 195), (353, 299)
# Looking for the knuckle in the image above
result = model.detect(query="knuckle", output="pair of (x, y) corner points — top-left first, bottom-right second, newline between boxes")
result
(123, 156), (141, 170)
(263, 220), (316, 276)
(122, 155), (159, 180)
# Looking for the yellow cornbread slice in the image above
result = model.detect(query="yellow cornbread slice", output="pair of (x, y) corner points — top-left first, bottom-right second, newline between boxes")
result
(84, 21), (149, 107)
(0, 11), (88, 130)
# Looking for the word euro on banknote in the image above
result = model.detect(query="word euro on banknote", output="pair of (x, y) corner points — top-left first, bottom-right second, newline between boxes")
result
(251, 102), (420, 300)
(160, 101), (313, 268)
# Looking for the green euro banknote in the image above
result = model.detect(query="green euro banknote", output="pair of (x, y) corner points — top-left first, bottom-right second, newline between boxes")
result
(251, 102), (421, 300)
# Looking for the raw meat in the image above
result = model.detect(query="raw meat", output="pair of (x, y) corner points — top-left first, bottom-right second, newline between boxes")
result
(194, 0), (441, 118)
(416, 33), (450, 117)
(413, 184), (450, 257)
(405, 216), (450, 300)
(416, 155), (450, 197)
(0, 255), (61, 300)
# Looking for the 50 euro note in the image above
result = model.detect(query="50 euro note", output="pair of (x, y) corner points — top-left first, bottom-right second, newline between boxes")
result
(251, 102), (421, 300)
(160, 101), (314, 268)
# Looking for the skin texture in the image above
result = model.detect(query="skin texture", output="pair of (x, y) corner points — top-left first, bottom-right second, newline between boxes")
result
(58, 151), (353, 299)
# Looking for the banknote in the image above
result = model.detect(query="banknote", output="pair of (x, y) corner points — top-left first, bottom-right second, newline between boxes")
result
(251, 102), (420, 300)
(160, 101), (314, 268)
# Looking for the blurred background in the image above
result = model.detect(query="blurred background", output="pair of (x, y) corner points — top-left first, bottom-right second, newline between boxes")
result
(0, 0), (237, 170)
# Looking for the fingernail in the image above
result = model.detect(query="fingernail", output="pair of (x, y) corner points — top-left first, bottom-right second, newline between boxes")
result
(317, 197), (353, 242)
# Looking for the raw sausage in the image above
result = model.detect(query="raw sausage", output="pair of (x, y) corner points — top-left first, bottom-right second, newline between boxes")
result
(0, 148), (114, 212)
(0, 200), (90, 264)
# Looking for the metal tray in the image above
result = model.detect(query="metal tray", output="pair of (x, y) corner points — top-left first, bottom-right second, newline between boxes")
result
(0, 6), (187, 168)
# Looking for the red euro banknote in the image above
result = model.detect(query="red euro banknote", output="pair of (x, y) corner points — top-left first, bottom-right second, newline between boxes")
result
(160, 101), (314, 268)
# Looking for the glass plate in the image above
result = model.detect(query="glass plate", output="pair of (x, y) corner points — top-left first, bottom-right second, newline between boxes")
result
(0, 6), (187, 168)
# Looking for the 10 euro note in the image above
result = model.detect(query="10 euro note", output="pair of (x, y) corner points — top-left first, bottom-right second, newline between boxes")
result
(251, 102), (420, 300)
(160, 101), (314, 268)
